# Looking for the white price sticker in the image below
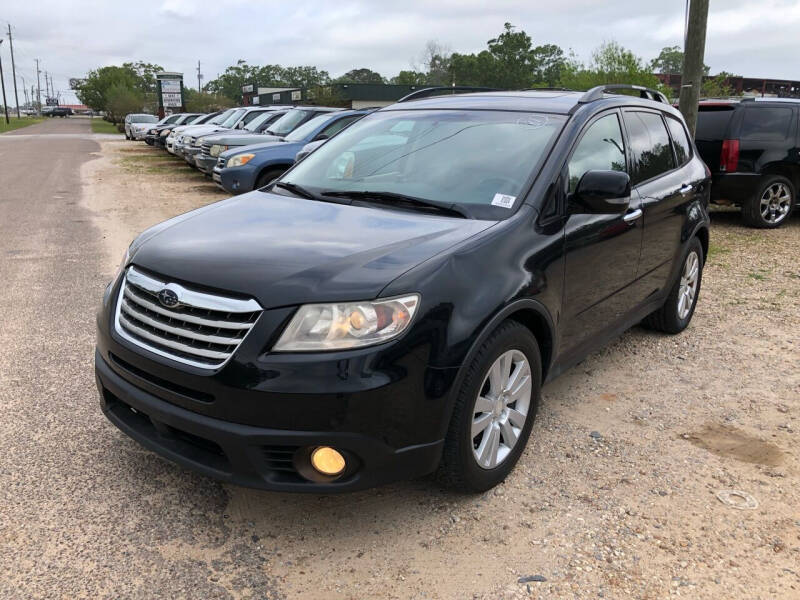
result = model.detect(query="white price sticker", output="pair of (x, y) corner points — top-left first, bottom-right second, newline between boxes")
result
(491, 193), (516, 208)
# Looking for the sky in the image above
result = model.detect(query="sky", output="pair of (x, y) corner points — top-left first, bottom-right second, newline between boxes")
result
(3, 0), (800, 106)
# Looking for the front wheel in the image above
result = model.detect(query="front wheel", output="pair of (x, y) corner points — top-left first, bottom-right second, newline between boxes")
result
(742, 176), (795, 228)
(643, 237), (704, 334)
(256, 167), (286, 190)
(437, 320), (541, 492)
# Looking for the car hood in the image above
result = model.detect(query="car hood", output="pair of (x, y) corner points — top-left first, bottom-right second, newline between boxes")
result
(219, 138), (289, 159)
(129, 191), (495, 308)
(202, 132), (278, 146)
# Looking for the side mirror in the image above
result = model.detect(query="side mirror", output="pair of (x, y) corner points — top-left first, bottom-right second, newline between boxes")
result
(313, 133), (329, 142)
(572, 170), (631, 213)
(236, 121), (245, 129)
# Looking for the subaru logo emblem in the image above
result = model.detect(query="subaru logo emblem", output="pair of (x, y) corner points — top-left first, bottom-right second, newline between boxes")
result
(158, 288), (180, 308)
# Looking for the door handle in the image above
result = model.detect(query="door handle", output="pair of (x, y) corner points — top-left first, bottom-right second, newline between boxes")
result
(679, 184), (694, 196)
(623, 208), (642, 223)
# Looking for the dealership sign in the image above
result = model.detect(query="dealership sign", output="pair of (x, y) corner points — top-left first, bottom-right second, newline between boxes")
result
(156, 73), (185, 112)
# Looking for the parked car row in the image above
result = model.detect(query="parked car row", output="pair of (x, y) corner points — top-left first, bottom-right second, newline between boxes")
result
(127, 104), (377, 195)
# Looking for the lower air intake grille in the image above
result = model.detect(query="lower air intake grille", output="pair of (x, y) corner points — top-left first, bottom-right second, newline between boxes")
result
(115, 267), (262, 369)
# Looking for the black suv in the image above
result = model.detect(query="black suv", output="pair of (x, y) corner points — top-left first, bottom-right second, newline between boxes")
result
(95, 85), (710, 493)
(695, 98), (799, 227)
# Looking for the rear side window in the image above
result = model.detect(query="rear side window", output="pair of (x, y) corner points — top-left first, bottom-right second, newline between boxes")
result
(740, 107), (793, 141)
(696, 107), (735, 141)
(567, 113), (626, 193)
(624, 112), (675, 185)
(666, 116), (692, 166)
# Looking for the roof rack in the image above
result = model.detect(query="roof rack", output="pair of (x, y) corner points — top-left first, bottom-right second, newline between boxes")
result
(397, 86), (502, 103)
(577, 84), (669, 105)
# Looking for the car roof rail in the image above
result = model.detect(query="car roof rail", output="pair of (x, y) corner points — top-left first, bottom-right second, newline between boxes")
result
(577, 84), (669, 105)
(396, 86), (503, 103)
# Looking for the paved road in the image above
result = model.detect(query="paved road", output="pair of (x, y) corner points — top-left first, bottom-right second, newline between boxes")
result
(0, 118), (283, 598)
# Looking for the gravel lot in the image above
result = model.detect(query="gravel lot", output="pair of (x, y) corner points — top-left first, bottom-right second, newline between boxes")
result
(2, 122), (798, 599)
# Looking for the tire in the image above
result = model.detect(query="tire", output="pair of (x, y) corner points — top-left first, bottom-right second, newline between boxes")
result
(742, 175), (795, 228)
(643, 237), (704, 334)
(437, 320), (542, 492)
(256, 167), (286, 189)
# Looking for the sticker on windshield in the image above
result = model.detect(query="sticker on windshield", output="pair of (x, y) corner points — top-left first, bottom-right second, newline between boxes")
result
(491, 193), (516, 208)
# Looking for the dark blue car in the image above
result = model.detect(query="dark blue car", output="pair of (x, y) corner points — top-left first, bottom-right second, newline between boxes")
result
(214, 109), (372, 194)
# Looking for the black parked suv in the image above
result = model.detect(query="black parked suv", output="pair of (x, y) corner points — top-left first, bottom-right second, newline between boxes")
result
(95, 85), (710, 493)
(695, 97), (799, 227)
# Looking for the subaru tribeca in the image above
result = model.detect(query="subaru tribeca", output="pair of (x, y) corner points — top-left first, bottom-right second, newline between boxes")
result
(95, 86), (710, 493)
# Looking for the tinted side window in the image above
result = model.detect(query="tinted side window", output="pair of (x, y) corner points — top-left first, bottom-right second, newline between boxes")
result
(624, 112), (675, 185)
(695, 107), (735, 140)
(567, 113), (626, 193)
(666, 116), (692, 166)
(321, 116), (360, 138)
(740, 107), (793, 141)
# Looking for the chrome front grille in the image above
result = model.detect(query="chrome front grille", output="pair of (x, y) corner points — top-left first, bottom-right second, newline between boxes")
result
(200, 142), (212, 157)
(114, 267), (262, 369)
(217, 156), (226, 170)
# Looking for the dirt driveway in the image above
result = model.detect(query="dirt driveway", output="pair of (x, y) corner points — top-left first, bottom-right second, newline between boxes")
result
(3, 130), (799, 599)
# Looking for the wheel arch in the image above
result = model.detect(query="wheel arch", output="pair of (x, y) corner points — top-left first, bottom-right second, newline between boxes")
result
(460, 299), (555, 385)
(759, 163), (799, 194)
(256, 161), (293, 185)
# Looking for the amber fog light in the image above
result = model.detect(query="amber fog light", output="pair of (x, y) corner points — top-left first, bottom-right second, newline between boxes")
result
(310, 447), (346, 476)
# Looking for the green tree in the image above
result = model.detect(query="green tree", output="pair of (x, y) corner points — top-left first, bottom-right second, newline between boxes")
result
(701, 71), (739, 98)
(184, 89), (235, 112)
(485, 22), (537, 88)
(651, 46), (709, 75)
(105, 83), (144, 124)
(390, 70), (428, 85)
(75, 65), (140, 113)
(559, 41), (668, 95)
(531, 44), (567, 87)
(334, 68), (386, 84)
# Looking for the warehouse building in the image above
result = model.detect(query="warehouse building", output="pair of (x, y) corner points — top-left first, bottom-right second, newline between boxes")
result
(242, 83), (422, 108)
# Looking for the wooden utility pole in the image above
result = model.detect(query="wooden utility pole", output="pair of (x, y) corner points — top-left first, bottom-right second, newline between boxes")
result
(0, 40), (9, 124)
(35, 59), (41, 115)
(7, 24), (20, 118)
(678, 0), (709, 137)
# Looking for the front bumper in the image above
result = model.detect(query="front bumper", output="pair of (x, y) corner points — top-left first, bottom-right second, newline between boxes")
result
(184, 147), (202, 166)
(94, 274), (455, 492)
(195, 154), (218, 174)
(96, 352), (442, 492)
(219, 164), (258, 194)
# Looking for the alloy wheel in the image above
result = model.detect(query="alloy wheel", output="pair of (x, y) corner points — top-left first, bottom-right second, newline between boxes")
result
(677, 250), (700, 320)
(760, 183), (792, 225)
(471, 349), (532, 469)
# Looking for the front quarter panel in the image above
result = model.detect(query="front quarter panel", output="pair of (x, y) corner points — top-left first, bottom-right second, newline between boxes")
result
(380, 205), (563, 371)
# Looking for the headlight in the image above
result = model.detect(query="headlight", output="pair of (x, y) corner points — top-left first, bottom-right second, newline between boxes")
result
(226, 153), (255, 168)
(273, 295), (420, 351)
(210, 144), (228, 157)
(160, 129), (170, 137)
(149, 129), (157, 135)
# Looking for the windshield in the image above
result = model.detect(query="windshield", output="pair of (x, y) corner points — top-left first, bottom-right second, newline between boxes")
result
(245, 111), (278, 132)
(284, 114), (335, 142)
(282, 110), (566, 219)
(209, 109), (236, 125)
(193, 112), (216, 125)
(132, 114), (157, 123)
(183, 114), (200, 124)
(163, 114), (181, 124)
(221, 108), (246, 128)
(267, 109), (312, 136)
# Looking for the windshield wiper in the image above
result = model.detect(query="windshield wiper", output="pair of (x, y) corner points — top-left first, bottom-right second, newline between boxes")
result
(271, 181), (318, 199)
(319, 190), (470, 218)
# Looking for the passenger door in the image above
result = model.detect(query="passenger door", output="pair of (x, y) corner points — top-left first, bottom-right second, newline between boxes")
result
(560, 111), (643, 353)
(623, 110), (699, 293)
